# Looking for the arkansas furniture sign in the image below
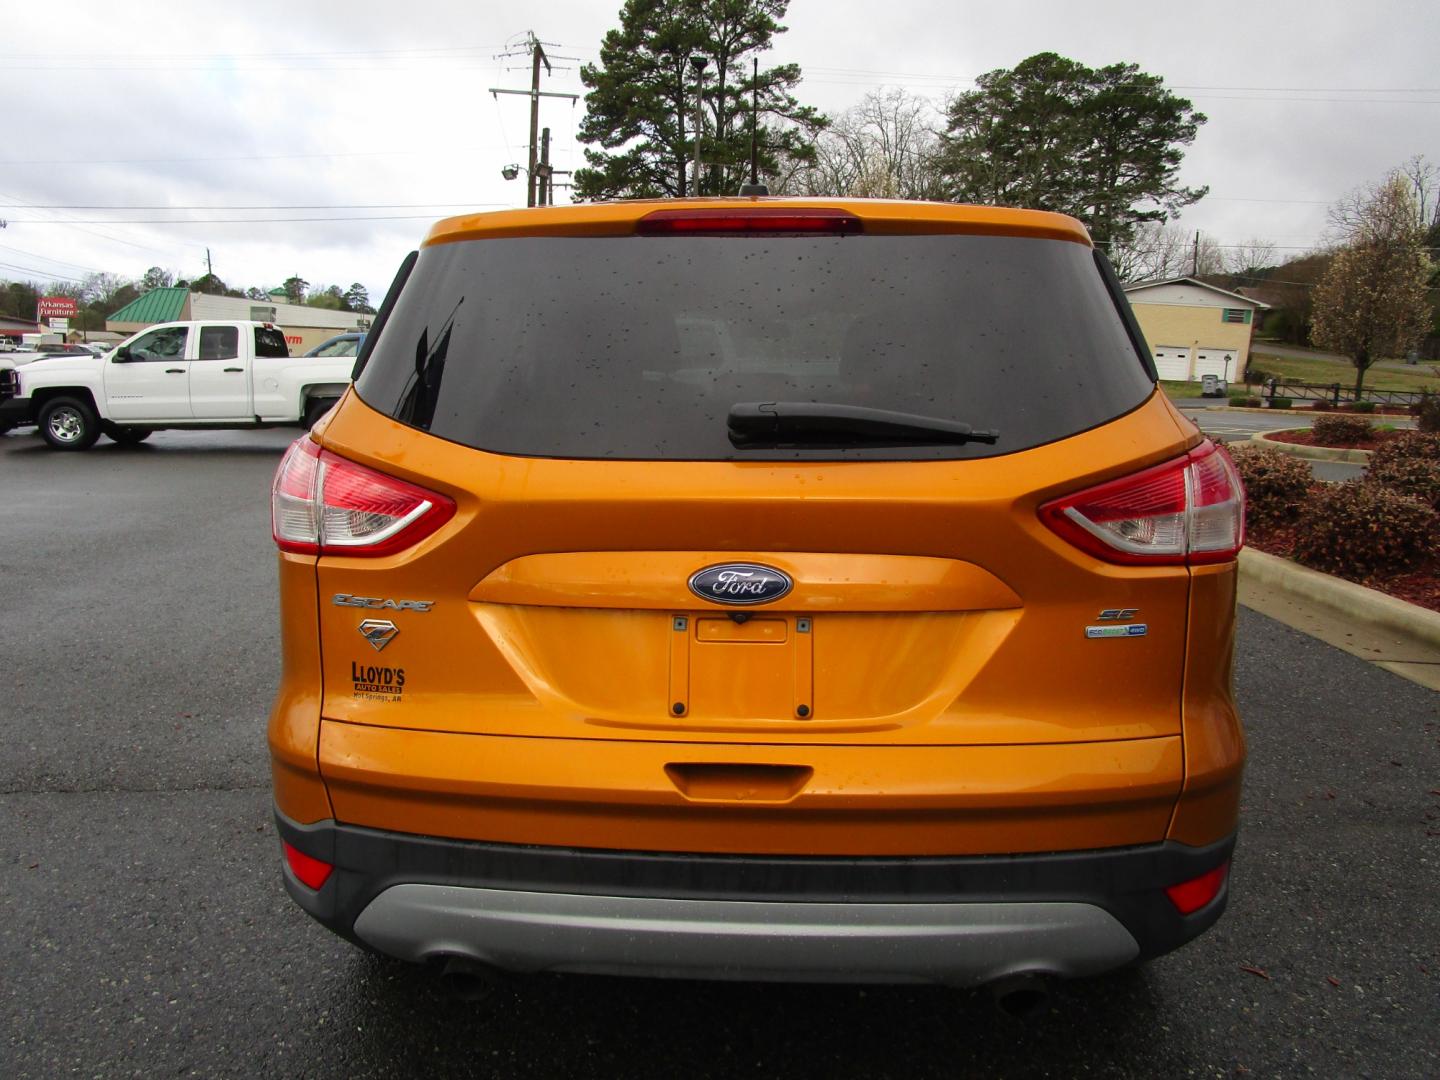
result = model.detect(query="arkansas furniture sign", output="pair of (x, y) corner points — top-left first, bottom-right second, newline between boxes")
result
(37, 296), (79, 320)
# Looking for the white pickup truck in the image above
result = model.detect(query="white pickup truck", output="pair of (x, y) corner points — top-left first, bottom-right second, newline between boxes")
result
(0, 320), (353, 449)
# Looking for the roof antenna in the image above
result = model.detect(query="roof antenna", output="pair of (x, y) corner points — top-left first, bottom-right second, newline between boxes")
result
(738, 57), (768, 196)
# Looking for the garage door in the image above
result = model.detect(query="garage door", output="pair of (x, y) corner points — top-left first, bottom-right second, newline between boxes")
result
(1152, 345), (1191, 381)
(1194, 350), (1237, 380)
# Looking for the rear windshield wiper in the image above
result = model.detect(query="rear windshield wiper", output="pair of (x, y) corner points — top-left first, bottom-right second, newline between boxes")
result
(728, 402), (999, 448)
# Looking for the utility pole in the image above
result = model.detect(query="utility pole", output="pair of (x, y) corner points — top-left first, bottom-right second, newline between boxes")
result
(205, 248), (213, 278)
(689, 55), (708, 196)
(536, 127), (571, 205)
(490, 32), (579, 208)
(1192, 231), (1200, 277)
(749, 57), (759, 186)
(526, 42), (547, 208)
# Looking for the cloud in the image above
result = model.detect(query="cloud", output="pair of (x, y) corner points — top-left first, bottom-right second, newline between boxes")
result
(3, 0), (1437, 292)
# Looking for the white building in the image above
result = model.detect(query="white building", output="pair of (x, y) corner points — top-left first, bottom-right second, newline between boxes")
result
(108, 288), (372, 355)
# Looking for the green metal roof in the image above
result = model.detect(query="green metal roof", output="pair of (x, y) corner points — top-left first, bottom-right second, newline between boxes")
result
(109, 287), (189, 324)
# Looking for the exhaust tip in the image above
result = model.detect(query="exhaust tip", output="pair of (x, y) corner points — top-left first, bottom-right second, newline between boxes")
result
(989, 973), (1050, 1021)
(436, 955), (507, 1002)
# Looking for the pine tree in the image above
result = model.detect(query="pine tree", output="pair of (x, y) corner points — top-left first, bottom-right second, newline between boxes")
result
(941, 53), (1207, 247)
(574, 0), (824, 200)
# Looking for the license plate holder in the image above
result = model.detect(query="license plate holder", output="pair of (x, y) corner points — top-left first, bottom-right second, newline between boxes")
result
(668, 614), (814, 720)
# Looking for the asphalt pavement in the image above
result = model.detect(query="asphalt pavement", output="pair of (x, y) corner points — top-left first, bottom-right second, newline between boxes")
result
(1174, 402), (1379, 482)
(1, 426), (1436, 1079)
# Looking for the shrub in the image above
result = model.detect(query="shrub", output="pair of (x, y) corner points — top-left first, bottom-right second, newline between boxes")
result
(1366, 455), (1440, 510)
(1370, 431), (1440, 468)
(1293, 482), (1437, 578)
(1415, 391), (1440, 433)
(1245, 368), (1271, 385)
(1352, 400), (1376, 414)
(1309, 399), (1333, 413)
(1310, 415), (1373, 445)
(1268, 397), (1292, 409)
(1228, 444), (1313, 527)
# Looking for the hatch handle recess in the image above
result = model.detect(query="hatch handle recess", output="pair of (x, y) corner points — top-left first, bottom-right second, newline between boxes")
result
(664, 763), (813, 803)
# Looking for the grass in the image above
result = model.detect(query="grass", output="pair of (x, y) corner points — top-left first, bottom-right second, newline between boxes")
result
(1249, 351), (1440, 393)
(1159, 380), (1202, 399)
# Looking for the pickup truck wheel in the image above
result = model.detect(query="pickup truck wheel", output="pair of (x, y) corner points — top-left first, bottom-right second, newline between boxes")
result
(304, 398), (337, 429)
(107, 426), (152, 445)
(38, 396), (101, 451)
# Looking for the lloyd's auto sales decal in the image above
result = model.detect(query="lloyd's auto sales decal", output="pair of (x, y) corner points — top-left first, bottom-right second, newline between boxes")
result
(352, 661), (405, 701)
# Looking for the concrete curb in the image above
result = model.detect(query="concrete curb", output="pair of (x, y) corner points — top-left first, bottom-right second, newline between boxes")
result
(1239, 547), (1440, 651)
(1174, 405), (1289, 414)
(1173, 403), (1412, 417)
(1248, 429), (1373, 463)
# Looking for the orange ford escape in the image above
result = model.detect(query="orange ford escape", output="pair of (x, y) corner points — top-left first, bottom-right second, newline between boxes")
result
(268, 198), (1245, 989)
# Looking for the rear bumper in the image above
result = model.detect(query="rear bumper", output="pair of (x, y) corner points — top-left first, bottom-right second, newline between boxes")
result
(275, 809), (1234, 985)
(356, 887), (1141, 984)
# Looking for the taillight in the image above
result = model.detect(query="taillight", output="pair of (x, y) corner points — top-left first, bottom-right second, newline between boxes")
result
(282, 841), (333, 891)
(1165, 860), (1230, 915)
(637, 207), (862, 235)
(1039, 440), (1244, 565)
(270, 437), (455, 557)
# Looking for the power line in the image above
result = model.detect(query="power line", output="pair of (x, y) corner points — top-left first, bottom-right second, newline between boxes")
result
(6, 214), (507, 225)
(3, 42), (506, 60)
(0, 187), (196, 258)
(1205, 196), (1334, 205)
(0, 259), (83, 282)
(0, 147), (494, 166)
(0, 188), (1336, 215)
(0, 243), (104, 273)
(800, 64), (1440, 94)
(1, 202), (510, 211)
(797, 77), (1440, 104)
(1, 59), (506, 73)
(559, 48), (1440, 104)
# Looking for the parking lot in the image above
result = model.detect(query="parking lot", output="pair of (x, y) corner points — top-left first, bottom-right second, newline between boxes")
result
(1, 426), (1436, 1079)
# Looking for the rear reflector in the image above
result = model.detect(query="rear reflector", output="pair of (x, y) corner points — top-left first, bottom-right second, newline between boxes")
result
(637, 207), (862, 235)
(1039, 440), (1245, 565)
(282, 841), (333, 891)
(271, 437), (455, 557)
(1165, 860), (1230, 915)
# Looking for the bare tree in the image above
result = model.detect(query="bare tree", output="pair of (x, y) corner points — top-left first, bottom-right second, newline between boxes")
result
(81, 271), (130, 309)
(1194, 234), (1227, 276)
(1107, 223), (1223, 281)
(1330, 156), (1440, 241)
(39, 279), (85, 302)
(1397, 154), (1440, 235)
(1224, 237), (1278, 277)
(783, 88), (945, 199)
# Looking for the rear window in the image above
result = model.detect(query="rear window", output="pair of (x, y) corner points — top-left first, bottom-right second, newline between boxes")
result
(354, 234), (1153, 461)
(255, 327), (289, 358)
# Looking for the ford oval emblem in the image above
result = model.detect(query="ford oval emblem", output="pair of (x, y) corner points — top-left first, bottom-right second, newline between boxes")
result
(688, 563), (793, 606)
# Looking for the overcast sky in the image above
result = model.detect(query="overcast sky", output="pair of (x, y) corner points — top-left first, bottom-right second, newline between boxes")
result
(4, 0), (1437, 302)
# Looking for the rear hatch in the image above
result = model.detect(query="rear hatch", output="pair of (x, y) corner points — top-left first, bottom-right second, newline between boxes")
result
(303, 202), (1200, 748)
